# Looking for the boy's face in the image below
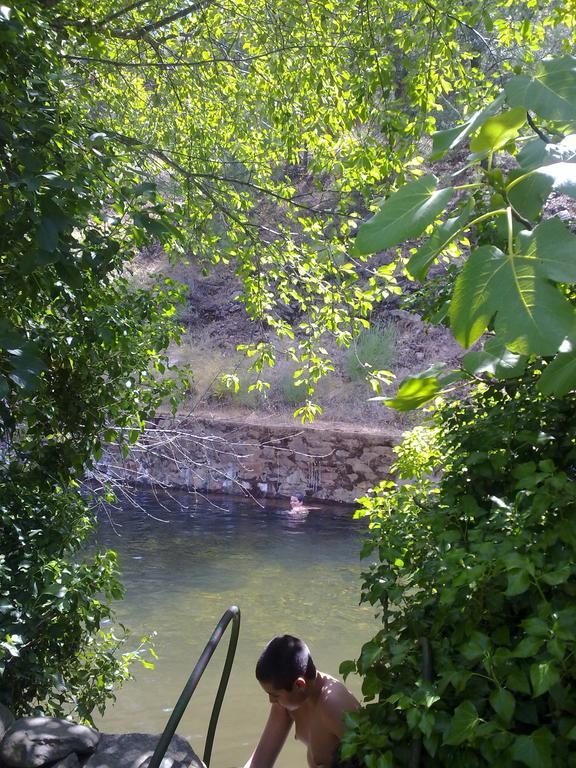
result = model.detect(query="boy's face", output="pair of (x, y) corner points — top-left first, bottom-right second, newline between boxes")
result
(260, 677), (307, 711)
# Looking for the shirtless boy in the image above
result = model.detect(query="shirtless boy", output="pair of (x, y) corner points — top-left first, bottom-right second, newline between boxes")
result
(243, 635), (359, 768)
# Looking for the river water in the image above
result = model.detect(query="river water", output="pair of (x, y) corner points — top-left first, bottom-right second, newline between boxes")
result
(94, 490), (375, 768)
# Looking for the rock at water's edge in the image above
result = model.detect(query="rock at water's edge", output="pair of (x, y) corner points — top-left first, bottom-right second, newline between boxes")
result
(0, 717), (99, 768)
(0, 703), (15, 742)
(51, 754), (81, 768)
(83, 732), (204, 768)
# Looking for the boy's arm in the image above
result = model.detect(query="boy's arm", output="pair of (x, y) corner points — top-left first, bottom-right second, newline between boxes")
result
(243, 703), (293, 768)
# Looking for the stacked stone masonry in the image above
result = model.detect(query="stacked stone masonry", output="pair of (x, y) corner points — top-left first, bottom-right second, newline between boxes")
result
(97, 415), (401, 504)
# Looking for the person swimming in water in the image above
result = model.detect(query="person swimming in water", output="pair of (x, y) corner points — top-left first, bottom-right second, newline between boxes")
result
(243, 635), (359, 768)
(289, 491), (307, 512)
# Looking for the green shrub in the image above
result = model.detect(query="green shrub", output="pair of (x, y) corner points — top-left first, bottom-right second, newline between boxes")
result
(346, 323), (397, 381)
(340, 375), (576, 767)
(211, 372), (261, 408)
(280, 372), (307, 406)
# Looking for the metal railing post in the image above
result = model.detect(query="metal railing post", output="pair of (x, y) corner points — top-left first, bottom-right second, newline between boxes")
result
(148, 605), (241, 768)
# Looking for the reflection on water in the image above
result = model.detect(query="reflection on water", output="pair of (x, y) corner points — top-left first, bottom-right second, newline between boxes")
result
(95, 490), (374, 768)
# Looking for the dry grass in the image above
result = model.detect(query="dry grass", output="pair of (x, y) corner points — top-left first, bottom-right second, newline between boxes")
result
(130, 244), (465, 430)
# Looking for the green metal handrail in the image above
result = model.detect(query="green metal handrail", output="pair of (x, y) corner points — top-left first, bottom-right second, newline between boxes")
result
(148, 605), (241, 768)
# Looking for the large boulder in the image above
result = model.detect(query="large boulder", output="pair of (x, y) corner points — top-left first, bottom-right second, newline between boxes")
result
(0, 703), (15, 742)
(83, 733), (204, 768)
(0, 717), (99, 768)
(51, 755), (81, 768)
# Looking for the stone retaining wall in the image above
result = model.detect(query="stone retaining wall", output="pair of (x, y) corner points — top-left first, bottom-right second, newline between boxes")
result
(96, 415), (401, 504)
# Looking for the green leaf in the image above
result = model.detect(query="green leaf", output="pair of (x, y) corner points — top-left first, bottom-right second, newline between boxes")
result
(359, 641), (383, 671)
(538, 351), (576, 396)
(383, 376), (439, 411)
(505, 56), (576, 122)
(507, 668), (531, 694)
(540, 564), (572, 585)
(449, 244), (576, 355)
(37, 216), (59, 253)
(530, 662), (560, 697)
(470, 108), (526, 152)
(353, 175), (453, 256)
(5, 343), (46, 392)
(407, 199), (474, 281)
(460, 631), (490, 661)
(490, 688), (515, 723)
(339, 660), (356, 679)
(0, 320), (24, 349)
(512, 636), (544, 658)
(431, 93), (505, 159)
(506, 569), (530, 596)
(529, 162), (576, 200)
(462, 337), (527, 379)
(517, 134), (576, 171)
(510, 728), (554, 768)
(507, 170), (552, 219)
(517, 218), (576, 283)
(444, 701), (480, 746)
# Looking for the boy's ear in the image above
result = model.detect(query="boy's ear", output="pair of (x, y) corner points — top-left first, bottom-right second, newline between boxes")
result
(294, 677), (307, 689)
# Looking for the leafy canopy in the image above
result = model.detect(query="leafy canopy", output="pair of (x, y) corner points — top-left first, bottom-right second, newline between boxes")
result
(0, 2), (186, 719)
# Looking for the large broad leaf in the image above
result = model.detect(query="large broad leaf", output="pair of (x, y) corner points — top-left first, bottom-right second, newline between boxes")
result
(463, 337), (527, 379)
(537, 350), (576, 396)
(518, 134), (576, 171)
(470, 108), (526, 153)
(507, 170), (553, 220)
(449, 244), (576, 355)
(431, 93), (505, 159)
(505, 56), (576, 122)
(353, 175), (453, 256)
(407, 198), (474, 281)
(531, 162), (576, 199)
(517, 218), (576, 283)
(508, 162), (576, 219)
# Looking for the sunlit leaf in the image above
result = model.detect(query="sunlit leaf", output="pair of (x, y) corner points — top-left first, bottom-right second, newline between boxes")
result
(505, 56), (576, 122)
(354, 175), (453, 256)
(463, 337), (526, 379)
(449, 244), (576, 355)
(431, 93), (505, 159)
(407, 198), (474, 281)
(470, 108), (526, 152)
(537, 350), (576, 396)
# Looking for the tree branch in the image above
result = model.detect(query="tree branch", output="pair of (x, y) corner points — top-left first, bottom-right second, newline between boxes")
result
(94, 0), (153, 27)
(62, 44), (311, 69)
(526, 111), (553, 144)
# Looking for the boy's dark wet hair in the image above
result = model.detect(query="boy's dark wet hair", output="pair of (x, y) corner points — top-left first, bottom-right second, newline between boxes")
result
(291, 491), (304, 502)
(255, 635), (316, 691)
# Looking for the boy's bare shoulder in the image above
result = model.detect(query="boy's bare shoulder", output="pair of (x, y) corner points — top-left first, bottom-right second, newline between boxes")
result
(319, 673), (360, 717)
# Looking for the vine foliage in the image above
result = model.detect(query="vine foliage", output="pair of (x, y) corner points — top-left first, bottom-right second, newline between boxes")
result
(341, 378), (576, 767)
